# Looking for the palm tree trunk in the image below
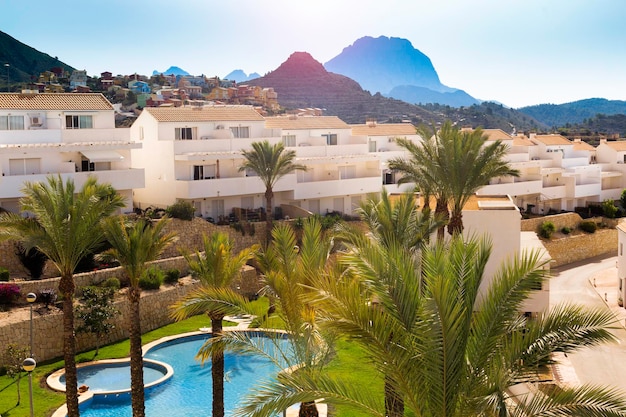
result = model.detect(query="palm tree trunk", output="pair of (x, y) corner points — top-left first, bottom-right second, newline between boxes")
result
(447, 209), (463, 236)
(298, 400), (319, 417)
(59, 274), (80, 417)
(384, 374), (404, 417)
(435, 197), (449, 242)
(265, 188), (274, 245)
(128, 286), (145, 417)
(211, 317), (225, 417)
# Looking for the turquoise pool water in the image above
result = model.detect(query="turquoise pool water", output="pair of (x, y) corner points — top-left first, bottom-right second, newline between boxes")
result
(60, 361), (167, 393)
(76, 333), (289, 417)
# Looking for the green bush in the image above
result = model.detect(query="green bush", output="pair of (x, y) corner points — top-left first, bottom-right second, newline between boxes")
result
(101, 277), (121, 291)
(561, 226), (572, 235)
(579, 220), (597, 233)
(164, 268), (180, 284)
(538, 221), (556, 239)
(0, 267), (9, 282)
(166, 201), (195, 221)
(139, 267), (164, 290)
(602, 199), (618, 219)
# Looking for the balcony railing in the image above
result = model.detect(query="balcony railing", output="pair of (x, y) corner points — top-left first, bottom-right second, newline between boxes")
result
(175, 174), (296, 200)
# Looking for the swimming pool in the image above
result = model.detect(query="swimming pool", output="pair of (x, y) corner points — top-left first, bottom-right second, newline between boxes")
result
(54, 331), (290, 417)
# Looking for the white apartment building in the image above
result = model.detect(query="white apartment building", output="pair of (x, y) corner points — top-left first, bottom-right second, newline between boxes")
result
(129, 107), (423, 220)
(478, 130), (605, 214)
(0, 93), (143, 212)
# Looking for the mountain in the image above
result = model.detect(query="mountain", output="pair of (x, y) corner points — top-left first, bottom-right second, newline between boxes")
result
(519, 98), (626, 127)
(0, 30), (75, 85)
(324, 36), (479, 107)
(244, 51), (543, 131)
(224, 69), (260, 82)
(152, 66), (189, 76)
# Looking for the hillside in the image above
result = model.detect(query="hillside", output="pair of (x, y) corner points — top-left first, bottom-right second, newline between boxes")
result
(519, 98), (626, 127)
(0, 30), (75, 88)
(245, 52), (544, 130)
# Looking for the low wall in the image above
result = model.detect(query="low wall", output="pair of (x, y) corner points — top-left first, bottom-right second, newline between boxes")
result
(542, 228), (617, 267)
(0, 266), (259, 362)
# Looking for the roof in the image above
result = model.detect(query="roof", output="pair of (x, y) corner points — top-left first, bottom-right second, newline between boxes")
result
(143, 106), (265, 122)
(0, 93), (113, 110)
(264, 116), (350, 130)
(531, 134), (573, 146)
(350, 123), (418, 136)
(512, 135), (536, 146)
(481, 129), (513, 141)
(602, 140), (626, 152)
(572, 140), (595, 151)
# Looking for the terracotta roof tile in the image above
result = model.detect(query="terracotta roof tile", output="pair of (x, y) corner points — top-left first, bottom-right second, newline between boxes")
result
(512, 135), (536, 146)
(350, 123), (418, 136)
(0, 93), (113, 110)
(532, 134), (572, 146)
(143, 106), (265, 122)
(482, 129), (513, 141)
(603, 141), (626, 151)
(572, 140), (595, 151)
(264, 116), (350, 130)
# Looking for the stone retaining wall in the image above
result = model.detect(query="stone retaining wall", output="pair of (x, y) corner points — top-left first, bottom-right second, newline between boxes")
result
(0, 264), (259, 362)
(542, 228), (617, 267)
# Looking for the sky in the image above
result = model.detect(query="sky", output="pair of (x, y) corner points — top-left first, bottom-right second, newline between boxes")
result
(1, 0), (626, 108)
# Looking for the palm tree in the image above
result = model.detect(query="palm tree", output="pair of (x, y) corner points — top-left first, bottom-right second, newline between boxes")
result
(239, 141), (306, 244)
(231, 234), (626, 417)
(170, 232), (258, 417)
(388, 133), (451, 241)
(436, 122), (518, 235)
(100, 216), (176, 417)
(0, 175), (124, 417)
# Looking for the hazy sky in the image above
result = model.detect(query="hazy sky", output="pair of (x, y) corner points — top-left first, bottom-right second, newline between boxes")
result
(1, 0), (625, 108)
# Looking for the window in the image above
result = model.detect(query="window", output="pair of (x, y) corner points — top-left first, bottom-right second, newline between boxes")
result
(323, 134), (337, 145)
(0, 115), (25, 130)
(193, 164), (216, 180)
(339, 165), (356, 179)
(245, 168), (258, 177)
(9, 158), (40, 175)
(66, 115), (93, 129)
(175, 127), (194, 140)
(282, 135), (296, 147)
(368, 140), (377, 152)
(230, 126), (250, 138)
(241, 196), (254, 209)
(383, 170), (395, 185)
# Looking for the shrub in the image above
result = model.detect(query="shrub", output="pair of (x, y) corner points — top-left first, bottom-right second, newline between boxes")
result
(0, 284), (20, 304)
(164, 268), (181, 284)
(538, 221), (556, 239)
(0, 267), (9, 282)
(166, 201), (195, 221)
(579, 220), (597, 233)
(561, 226), (572, 235)
(39, 288), (58, 308)
(139, 267), (164, 290)
(602, 199), (618, 219)
(101, 277), (121, 291)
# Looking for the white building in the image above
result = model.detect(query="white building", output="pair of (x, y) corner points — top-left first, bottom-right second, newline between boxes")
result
(0, 93), (143, 212)
(129, 107), (424, 220)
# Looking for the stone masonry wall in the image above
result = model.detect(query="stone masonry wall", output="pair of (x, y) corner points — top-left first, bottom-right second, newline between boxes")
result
(541, 228), (617, 268)
(0, 265), (259, 362)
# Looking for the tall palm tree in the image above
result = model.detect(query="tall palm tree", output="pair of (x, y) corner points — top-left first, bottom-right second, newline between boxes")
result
(437, 122), (518, 235)
(170, 232), (258, 417)
(388, 133), (450, 241)
(0, 175), (124, 417)
(231, 235), (626, 417)
(100, 216), (176, 417)
(239, 141), (306, 244)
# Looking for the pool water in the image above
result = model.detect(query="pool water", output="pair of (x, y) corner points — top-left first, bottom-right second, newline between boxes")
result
(77, 333), (290, 417)
(60, 362), (167, 393)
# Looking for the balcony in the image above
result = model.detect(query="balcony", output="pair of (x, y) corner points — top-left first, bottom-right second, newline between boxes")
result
(541, 185), (567, 200)
(293, 176), (381, 200)
(173, 137), (281, 154)
(0, 169), (145, 199)
(175, 173), (296, 200)
(477, 179), (543, 197)
(572, 182), (601, 198)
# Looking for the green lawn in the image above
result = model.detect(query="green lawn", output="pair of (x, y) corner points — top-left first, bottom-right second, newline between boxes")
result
(1, 300), (380, 417)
